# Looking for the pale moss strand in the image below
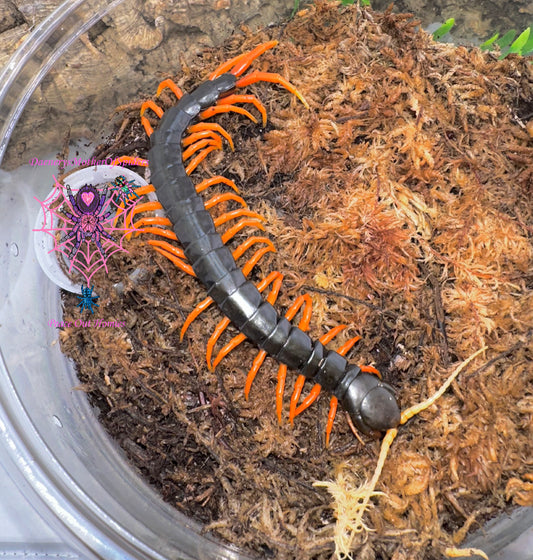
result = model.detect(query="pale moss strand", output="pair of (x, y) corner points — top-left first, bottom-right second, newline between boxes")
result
(314, 346), (488, 559)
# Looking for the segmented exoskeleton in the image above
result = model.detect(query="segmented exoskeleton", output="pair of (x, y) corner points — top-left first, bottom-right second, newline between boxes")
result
(116, 41), (401, 444)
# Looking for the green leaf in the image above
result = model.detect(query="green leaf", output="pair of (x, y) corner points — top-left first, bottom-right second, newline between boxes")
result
(290, 0), (300, 18)
(340, 0), (355, 5)
(521, 31), (533, 56)
(495, 29), (516, 48)
(360, 0), (371, 6)
(480, 33), (499, 51)
(432, 18), (455, 41)
(509, 27), (530, 53)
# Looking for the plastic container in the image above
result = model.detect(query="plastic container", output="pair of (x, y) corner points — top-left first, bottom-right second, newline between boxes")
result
(0, 1), (248, 558)
(0, 1), (531, 559)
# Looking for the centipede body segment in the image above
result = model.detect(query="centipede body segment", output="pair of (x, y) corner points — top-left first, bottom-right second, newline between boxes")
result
(122, 40), (401, 442)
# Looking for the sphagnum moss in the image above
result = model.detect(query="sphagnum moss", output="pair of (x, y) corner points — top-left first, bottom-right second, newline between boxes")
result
(60, 1), (532, 558)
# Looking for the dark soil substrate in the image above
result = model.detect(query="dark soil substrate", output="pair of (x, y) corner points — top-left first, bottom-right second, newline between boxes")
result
(58, 2), (533, 558)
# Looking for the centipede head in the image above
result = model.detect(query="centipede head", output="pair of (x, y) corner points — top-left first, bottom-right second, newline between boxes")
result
(339, 367), (401, 436)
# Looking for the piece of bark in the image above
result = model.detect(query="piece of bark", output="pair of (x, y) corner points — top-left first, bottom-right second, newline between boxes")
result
(0, 0), (295, 170)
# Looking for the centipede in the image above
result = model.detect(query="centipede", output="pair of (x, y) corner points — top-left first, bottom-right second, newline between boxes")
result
(115, 40), (401, 444)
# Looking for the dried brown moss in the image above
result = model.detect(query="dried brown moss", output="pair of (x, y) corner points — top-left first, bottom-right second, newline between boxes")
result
(59, 2), (532, 558)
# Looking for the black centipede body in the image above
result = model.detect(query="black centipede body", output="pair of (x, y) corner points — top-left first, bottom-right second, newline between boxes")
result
(148, 73), (401, 436)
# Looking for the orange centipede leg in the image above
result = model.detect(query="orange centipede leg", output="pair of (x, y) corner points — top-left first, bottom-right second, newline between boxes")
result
(181, 296), (215, 341)
(212, 269), (281, 370)
(207, 249), (277, 370)
(156, 78), (183, 100)
(120, 185), (159, 232)
(209, 40), (278, 80)
(133, 184), (155, 195)
(325, 397), (338, 447)
(186, 123), (234, 151)
(182, 137), (222, 162)
(243, 272), (284, 398)
(281, 294), (313, 424)
(215, 94), (267, 126)
(124, 200), (164, 234)
(360, 364), (381, 378)
(132, 216), (172, 229)
(276, 365), (288, 423)
(325, 333), (366, 446)
(204, 192), (247, 210)
(231, 236), (275, 261)
(235, 70), (309, 109)
(214, 273), (283, 383)
(195, 175), (240, 195)
(147, 239), (186, 261)
(199, 105), (257, 124)
(140, 100), (165, 136)
(113, 201), (127, 228)
(182, 130), (223, 150)
(240, 245), (275, 276)
(140, 100), (164, 118)
(214, 208), (265, 228)
(131, 226), (178, 241)
(151, 245), (195, 277)
(212, 332), (247, 371)
(128, 200), (164, 223)
(246, 349), (268, 398)
(292, 330), (360, 419)
(185, 145), (219, 175)
(206, 317), (231, 370)
(221, 218), (265, 243)
(288, 375), (306, 425)
(293, 384), (322, 418)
